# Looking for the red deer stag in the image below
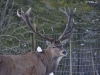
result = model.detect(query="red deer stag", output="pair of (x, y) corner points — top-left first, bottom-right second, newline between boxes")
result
(0, 7), (76, 75)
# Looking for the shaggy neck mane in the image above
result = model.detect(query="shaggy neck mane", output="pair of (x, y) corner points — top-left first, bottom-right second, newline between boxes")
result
(37, 47), (59, 74)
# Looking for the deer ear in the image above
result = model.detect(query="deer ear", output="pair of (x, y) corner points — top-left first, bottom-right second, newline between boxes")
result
(46, 41), (52, 46)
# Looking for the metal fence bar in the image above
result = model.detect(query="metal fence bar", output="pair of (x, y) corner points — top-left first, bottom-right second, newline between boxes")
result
(90, 46), (96, 75)
(70, 39), (73, 75)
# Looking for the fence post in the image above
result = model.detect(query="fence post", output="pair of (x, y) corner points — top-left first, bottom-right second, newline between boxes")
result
(34, 22), (37, 52)
(90, 45), (96, 75)
(30, 33), (34, 52)
(30, 22), (37, 52)
(70, 39), (73, 75)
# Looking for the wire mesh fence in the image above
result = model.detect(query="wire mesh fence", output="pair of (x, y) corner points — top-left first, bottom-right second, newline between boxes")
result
(0, 32), (100, 75)
(36, 32), (100, 75)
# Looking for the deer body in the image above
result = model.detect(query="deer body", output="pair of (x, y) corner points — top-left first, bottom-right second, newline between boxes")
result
(0, 46), (65, 75)
(0, 52), (46, 75)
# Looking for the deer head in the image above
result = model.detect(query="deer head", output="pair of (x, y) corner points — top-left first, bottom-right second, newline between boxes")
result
(17, 7), (76, 63)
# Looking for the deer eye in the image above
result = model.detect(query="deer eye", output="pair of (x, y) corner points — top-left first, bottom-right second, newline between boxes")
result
(52, 46), (56, 48)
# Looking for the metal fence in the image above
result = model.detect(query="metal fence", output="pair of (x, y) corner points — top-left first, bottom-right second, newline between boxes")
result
(0, 32), (100, 75)
(54, 33), (100, 75)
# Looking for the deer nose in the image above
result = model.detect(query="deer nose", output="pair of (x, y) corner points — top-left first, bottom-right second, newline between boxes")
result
(62, 50), (67, 55)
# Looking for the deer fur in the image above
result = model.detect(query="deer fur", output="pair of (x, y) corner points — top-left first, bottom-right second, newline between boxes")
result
(0, 45), (66, 75)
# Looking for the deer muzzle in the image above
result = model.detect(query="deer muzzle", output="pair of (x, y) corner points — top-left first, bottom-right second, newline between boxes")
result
(62, 50), (67, 55)
(61, 50), (67, 56)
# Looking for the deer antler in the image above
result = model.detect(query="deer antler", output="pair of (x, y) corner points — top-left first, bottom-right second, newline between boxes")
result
(58, 7), (76, 44)
(17, 8), (54, 42)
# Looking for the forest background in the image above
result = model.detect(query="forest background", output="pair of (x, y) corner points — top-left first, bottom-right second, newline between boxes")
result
(0, 0), (100, 52)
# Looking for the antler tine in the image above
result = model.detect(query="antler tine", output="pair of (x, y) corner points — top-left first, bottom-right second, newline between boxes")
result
(17, 9), (21, 17)
(58, 8), (76, 43)
(59, 19), (75, 41)
(59, 7), (68, 17)
(42, 29), (47, 37)
(51, 27), (55, 39)
(17, 8), (53, 42)
(26, 8), (31, 15)
(73, 8), (76, 13)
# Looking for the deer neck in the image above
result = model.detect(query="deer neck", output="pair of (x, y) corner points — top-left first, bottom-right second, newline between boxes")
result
(37, 47), (62, 74)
